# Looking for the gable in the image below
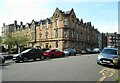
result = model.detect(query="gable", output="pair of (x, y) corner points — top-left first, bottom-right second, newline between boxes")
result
(52, 8), (63, 18)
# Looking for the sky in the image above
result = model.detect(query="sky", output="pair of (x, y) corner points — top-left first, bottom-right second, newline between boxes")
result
(0, 0), (119, 36)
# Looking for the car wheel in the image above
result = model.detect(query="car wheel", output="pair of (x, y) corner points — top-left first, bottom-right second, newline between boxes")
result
(33, 58), (37, 61)
(15, 57), (20, 63)
(62, 53), (65, 57)
(74, 53), (76, 56)
(40, 55), (45, 60)
(23, 57), (28, 62)
(97, 62), (101, 65)
(15, 60), (20, 63)
(2, 59), (5, 63)
(69, 53), (71, 56)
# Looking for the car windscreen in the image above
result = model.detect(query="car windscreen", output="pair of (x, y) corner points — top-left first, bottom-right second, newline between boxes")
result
(64, 49), (70, 51)
(101, 49), (117, 55)
(45, 50), (52, 52)
(21, 49), (31, 53)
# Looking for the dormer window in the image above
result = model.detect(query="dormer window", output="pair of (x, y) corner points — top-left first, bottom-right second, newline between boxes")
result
(64, 19), (68, 25)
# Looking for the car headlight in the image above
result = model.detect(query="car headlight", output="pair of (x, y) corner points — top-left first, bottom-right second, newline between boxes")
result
(98, 54), (103, 59)
(113, 58), (118, 64)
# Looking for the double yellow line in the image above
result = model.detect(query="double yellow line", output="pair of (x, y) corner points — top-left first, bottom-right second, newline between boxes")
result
(96, 67), (116, 83)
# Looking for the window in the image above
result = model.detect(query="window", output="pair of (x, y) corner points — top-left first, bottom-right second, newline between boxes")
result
(64, 19), (68, 25)
(39, 33), (42, 39)
(64, 30), (68, 38)
(56, 41), (58, 48)
(32, 33), (35, 40)
(46, 21), (48, 29)
(72, 31), (74, 38)
(64, 41), (67, 48)
(56, 19), (59, 27)
(77, 24), (79, 28)
(46, 32), (48, 39)
(31, 24), (35, 31)
(56, 29), (59, 38)
(77, 33), (79, 39)
(40, 24), (42, 29)
(87, 35), (89, 40)
(71, 41), (74, 48)
(26, 28), (28, 33)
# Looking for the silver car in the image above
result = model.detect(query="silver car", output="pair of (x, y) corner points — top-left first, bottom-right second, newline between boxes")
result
(63, 48), (76, 56)
(97, 47), (118, 66)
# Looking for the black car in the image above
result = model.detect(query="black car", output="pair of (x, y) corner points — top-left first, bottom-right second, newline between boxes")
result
(12, 48), (45, 63)
(0, 55), (5, 64)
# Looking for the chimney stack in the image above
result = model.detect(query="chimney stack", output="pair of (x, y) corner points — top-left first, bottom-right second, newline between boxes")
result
(20, 22), (23, 25)
(14, 20), (17, 26)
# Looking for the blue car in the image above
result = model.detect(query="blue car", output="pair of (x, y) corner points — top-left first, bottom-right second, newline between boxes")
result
(63, 48), (76, 56)
(97, 47), (118, 66)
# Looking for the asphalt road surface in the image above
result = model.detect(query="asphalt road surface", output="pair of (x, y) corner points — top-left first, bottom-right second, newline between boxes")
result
(1, 54), (119, 82)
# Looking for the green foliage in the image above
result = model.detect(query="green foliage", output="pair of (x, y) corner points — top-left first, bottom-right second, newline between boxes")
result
(13, 32), (29, 47)
(116, 77), (120, 83)
(2, 32), (30, 48)
(2, 33), (14, 46)
(0, 36), (2, 44)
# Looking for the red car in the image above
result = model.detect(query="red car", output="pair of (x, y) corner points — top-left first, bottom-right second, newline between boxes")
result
(43, 49), (65, 58)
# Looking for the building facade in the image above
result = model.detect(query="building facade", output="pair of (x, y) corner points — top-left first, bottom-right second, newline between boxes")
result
(106, 32), (120, 48)
(2, 8), (99, 53)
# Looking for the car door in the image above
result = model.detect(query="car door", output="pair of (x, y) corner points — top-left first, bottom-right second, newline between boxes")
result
(50, 50), (56, 57)
(34, 49), (42, 58)
(55, 49), (62, 57)
(27, 49), (36, 59)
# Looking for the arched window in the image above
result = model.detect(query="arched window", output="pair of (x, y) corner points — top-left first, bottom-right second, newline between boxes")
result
(39, 33), (42, 40)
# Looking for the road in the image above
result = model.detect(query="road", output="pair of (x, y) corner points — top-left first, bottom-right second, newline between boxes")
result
(1, 54), (119, 82)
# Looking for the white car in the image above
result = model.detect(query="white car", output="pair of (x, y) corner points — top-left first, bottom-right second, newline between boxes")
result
(93, 48), (100, 53)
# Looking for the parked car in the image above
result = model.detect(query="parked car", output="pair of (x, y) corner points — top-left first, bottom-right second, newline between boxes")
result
(12, 48), (45, 63)
(92, 48), (100, 53)
(0, 55), (5, 64)
(97, 47), (118, 66)
(63, 48), (76, 56)
(81, 48), (92, 54)
(43, 49), (64, 58)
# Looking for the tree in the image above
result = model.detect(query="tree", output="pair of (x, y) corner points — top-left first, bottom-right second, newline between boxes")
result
(0, 36), (2, 45)
(2, 31), (31, 54)
(13, 32), (31, 53)
(2, 33), (14, 53)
